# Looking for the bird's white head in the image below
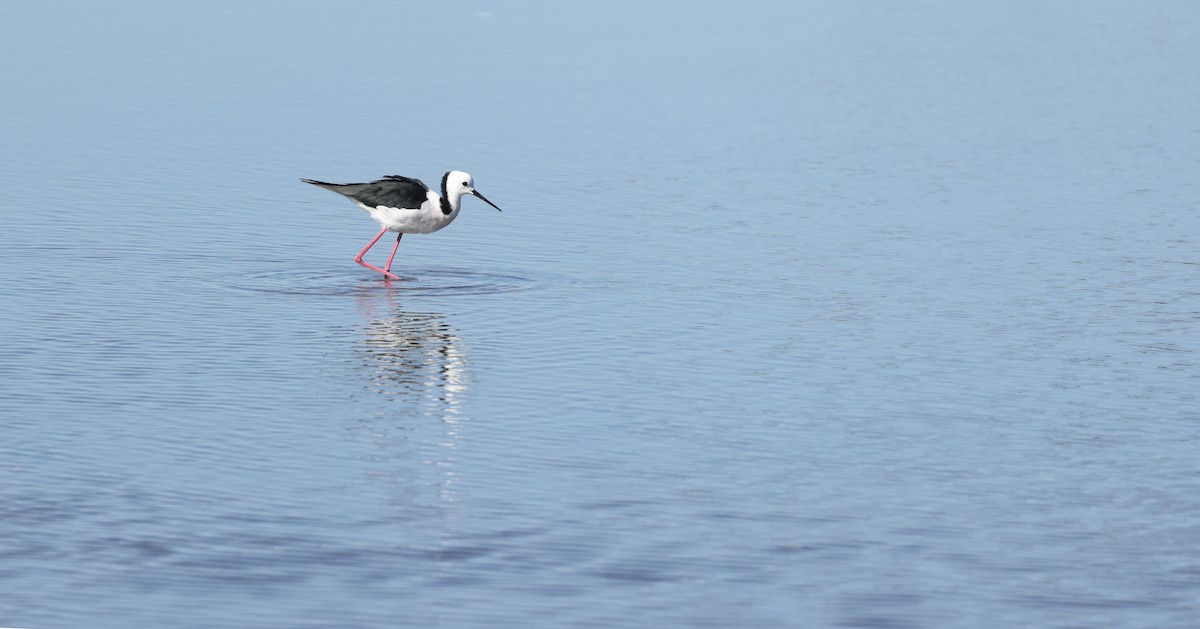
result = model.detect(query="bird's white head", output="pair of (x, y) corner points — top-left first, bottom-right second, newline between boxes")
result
(443, 170), (503, 212)
(445, 170), (475, 198)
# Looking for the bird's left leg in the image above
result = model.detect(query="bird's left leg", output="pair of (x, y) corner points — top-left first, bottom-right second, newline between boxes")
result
(383, 233), (403, 275)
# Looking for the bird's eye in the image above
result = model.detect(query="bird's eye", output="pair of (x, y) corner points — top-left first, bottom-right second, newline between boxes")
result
(462, 182), (469, 187)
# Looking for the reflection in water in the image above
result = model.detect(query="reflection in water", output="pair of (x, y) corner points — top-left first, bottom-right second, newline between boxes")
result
(355, 287), (468, 414)
(354, 286), (469, 506)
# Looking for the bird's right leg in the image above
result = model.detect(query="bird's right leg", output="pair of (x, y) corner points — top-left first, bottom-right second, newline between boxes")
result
(354, 227), (402, 280)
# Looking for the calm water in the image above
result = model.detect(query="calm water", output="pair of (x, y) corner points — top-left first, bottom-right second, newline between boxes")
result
(2, 1), (1199, 627)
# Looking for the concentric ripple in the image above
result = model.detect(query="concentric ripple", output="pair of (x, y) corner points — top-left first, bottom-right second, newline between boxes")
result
(214, 267), (536, 296)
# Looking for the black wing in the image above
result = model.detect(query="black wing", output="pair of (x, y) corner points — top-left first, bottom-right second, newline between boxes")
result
(301, 175), (431, 209)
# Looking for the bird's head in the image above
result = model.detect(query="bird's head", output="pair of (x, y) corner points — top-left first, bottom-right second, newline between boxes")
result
(445, 170), (503, 211)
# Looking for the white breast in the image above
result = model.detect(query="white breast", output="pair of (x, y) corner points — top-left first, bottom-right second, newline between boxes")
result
(358, 191), (458, 234)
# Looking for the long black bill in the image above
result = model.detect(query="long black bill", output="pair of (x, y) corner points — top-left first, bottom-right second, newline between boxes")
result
(472, 190), (503, 212)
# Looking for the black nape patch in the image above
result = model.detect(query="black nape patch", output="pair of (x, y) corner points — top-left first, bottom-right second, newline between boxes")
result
(440, 171), (453, 215)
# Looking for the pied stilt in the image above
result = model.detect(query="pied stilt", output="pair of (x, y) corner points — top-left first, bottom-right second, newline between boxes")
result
(302, 170), (503, 280)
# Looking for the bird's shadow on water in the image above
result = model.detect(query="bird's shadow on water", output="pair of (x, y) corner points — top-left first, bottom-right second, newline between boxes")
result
(213, 266), (535, 297)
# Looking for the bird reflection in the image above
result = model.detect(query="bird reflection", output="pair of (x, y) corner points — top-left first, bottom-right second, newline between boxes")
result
(354, 287), (468, 507)
(361, 314), (466, 401)
(355, 293), (467, 417)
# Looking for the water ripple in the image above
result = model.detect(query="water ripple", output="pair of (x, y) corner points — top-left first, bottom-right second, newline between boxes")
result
(211, 267), (536, 297)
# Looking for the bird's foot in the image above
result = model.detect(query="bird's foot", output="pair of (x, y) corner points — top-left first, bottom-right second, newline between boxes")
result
(355, 259), (403, 281)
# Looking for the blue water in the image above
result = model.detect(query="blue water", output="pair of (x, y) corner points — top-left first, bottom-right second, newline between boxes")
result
(2, 1), (1199, 627)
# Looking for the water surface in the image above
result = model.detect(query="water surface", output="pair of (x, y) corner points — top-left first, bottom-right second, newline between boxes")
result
(2, 1), (1199, 627)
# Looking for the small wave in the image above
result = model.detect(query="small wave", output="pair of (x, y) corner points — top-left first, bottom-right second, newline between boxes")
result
(213, 267), (535, 297)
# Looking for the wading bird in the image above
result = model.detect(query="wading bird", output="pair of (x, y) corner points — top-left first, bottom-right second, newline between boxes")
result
(302, 171), (502, 280)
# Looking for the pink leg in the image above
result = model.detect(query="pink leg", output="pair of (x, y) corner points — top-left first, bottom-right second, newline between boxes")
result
(384, 233), (403, 274)
(354, 228), (401, 280)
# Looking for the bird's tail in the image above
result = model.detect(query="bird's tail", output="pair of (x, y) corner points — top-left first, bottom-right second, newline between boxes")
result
(301, 178), (337, 189)
(300, 178), (371, 197)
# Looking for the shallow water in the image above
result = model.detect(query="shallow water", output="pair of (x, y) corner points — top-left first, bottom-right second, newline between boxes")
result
(2, 1), (1199, 627)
